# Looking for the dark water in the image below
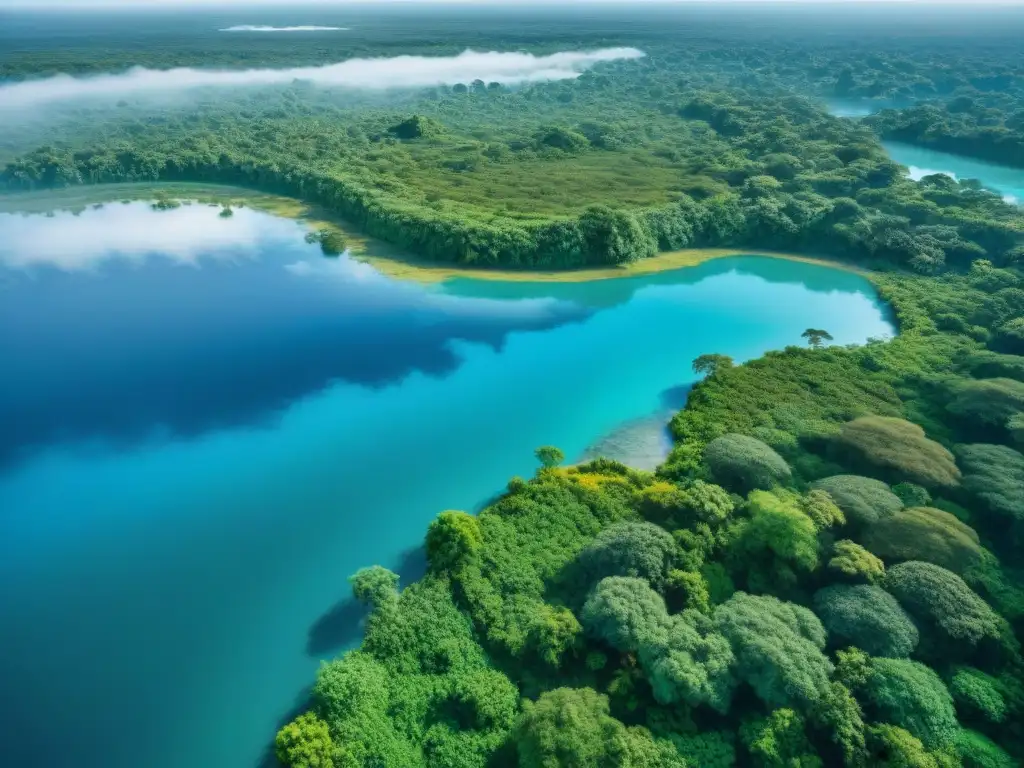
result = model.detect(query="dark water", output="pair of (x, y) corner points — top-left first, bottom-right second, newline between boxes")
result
(0, 200), (894, 768)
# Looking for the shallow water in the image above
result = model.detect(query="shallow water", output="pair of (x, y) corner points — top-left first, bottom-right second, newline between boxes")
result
(0, 200), (894, 768)
(884, 141), (1024, 204)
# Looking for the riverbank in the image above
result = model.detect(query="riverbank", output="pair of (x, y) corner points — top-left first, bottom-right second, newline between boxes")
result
(0, 182), (868, 283)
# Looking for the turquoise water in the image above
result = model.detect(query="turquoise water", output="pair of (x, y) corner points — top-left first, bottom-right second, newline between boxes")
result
(0, 200), (894, 768)
(884, 141), (1024, 204)
(826, 100), (1023, 203)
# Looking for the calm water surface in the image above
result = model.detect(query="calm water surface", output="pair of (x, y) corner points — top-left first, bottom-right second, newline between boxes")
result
(0, 200), (894, 768)
(883, 141), (1024, 205)
(826, 100), (1023, 203)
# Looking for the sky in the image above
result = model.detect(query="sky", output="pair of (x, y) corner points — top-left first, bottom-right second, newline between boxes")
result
(4, 0), (1022, 7)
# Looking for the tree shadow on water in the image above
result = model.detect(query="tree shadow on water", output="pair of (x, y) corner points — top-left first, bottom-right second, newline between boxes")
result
(660, 383), (693, 411)
(254, 684), (314, 768)
(305, 545), (428, 658)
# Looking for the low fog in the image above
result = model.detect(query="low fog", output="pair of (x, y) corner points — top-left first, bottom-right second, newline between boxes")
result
(0, 48), (645, 110)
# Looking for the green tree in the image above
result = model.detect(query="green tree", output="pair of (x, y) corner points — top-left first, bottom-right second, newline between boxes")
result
(862, 658), (958, 749)
(828, 540), (886, 584)
(578, 522), (677, 589)
(955, 729), (1016, 768)
(802, 328), (835, 349)
(832, 417), (961, 489)
(516, 688), (682, 768)
(349, 566), (399, 609)
(813, 584), (919, 657)
(275, 713), (336, 768)
(527, 604), (582, 667)
(426, 510), (482, 574)
(885, 561), (1005, 648)
(740, 709), (822, 767)
(704, 433), (792, 493)
(811, 475), (903, 529)
(713, 592), (833, 708)
(861, 507), (985, 574)
(949, 667), (1007, 724)
(693, 354), (734, 377)
(956, 444), (1024, 524)
(866, 724), (954, 768)
(581, 576), (671, 653)
(534, 445), (565, 469)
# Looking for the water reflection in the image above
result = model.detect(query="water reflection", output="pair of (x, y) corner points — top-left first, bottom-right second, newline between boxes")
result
(0, 203), (592, 468)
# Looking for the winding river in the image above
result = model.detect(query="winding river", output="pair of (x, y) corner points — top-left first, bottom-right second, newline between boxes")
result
(826, 99), (1023, 203)
(0, 197), (894, 768)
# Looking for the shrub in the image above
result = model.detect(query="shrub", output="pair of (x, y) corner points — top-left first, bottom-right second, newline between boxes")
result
(810, 475), (903, 529)
(949, 667), (1007, 724)
(737, 490), (821, 574)
(831, 417), (961, 489)
(885, 562), (1005, 648)
(516, 688), (684, 768)
(863, 658), (958, 749)
(704, 433), (792, 493)
(426, 510), (483, 574)
(866, 724), (953, 768)
(275, 713), (335, 768)
(577, 522), (677, 589)
(801, 489), (846, 531)
(813, 584), (919, 657)
(892, 483), (931, 508)
(946, 377), (1024, 429)
(955, 729), (1017, 768)
(828, 540), (885, 584)
(581, 576), (671, 652)
(861, 507), (984, 574)
(956, 444), (1024, 523)
(740, 709), (822, 767)
(713, 592), (833, 708)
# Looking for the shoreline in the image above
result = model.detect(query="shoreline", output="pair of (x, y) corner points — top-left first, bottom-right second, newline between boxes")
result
(0, 182), (868, 283)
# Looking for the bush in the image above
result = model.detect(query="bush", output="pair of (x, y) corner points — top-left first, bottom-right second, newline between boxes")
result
(516, 688), (684, 768)
(275, 713), (335, 768)
(813, 584), (919, 657)
(737, 489), (821, 574)
(831, 417), (961, 489)
(811, 475), (903, 529)
(828, 540), (886, 584)
(955, 729), (1017, 768)
(946, 377), (1024, 429)
(892, 483), (931, 508)
(956, 444), (1024, 523)
(740, 709), (822, 768)
(949, 667), (1007, 724)
(426, 510), (483, 574)
(885, 562), (1005, 648)
(713, 592), (833, 708)
(861, 507), (985, 574)
(704, 433), (792, 493)
(863, 658), (958, 749)
(581, 576), (671, 652)
(866, 724), (953, 768)
(577, 522), (677, 590)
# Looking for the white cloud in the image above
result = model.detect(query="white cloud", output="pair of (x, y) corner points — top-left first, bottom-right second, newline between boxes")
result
(0, 203), (300, 271)
(0, 48), (644, 110)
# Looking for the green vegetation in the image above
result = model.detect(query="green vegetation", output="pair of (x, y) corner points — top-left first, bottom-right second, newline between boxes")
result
(4, 7), (1024, 766)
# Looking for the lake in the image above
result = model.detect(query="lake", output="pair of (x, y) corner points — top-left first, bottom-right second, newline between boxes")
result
(0, 199), (894, 768)
(883, 141), (1023, 205)
(825, 100), (1023, 204)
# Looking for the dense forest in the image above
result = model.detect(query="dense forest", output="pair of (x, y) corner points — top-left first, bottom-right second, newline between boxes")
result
(3, 5), (1024, 768)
